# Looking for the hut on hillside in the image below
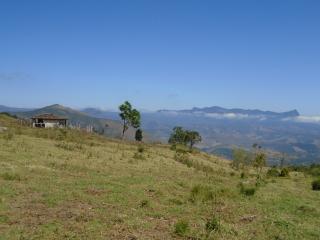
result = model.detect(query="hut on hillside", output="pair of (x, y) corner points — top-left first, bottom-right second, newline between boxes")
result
(31, 114), (67, 128)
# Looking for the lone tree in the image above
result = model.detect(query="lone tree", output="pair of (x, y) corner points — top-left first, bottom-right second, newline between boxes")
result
(168, 127), (202, 150)
(119, 101), (141, 139)
(186, 130), (202, 150)
(168, 127), (188, 145)
(135, 128), (143, 142)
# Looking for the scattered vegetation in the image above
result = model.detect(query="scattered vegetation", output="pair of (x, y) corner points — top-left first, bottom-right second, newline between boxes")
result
(0, 113), (319, 239)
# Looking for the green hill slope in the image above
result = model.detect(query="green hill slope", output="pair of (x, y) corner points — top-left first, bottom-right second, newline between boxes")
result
(0, 114), (319, 239)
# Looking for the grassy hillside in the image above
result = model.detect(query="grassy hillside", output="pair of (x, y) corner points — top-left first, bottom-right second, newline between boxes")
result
(0, 114), (319, 239)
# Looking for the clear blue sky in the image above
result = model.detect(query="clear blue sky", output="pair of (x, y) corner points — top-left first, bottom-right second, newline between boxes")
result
(0, 0), (319, 114)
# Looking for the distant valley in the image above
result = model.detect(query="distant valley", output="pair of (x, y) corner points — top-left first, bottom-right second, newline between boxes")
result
(82, 106), (320, 165)
(1, 104), (320, 165)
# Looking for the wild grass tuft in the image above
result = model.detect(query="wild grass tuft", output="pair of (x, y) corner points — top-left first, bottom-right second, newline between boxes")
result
(174, 220), (189, 236)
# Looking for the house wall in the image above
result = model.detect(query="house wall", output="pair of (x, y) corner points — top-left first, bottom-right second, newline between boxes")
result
(44, 122), (59, 128)
(32, 119), (66, 128)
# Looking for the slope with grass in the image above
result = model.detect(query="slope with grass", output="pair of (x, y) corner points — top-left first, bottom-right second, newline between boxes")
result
(0, 114), (319, 239)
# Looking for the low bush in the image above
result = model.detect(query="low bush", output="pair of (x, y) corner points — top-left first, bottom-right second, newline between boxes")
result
(279, 168), (290, 177)
(239, 183), (256, 196)
(137, 145), (144, 153)
(240, 172), (246, 179)
(139, 199), (149, 208)
(311, 179), (320, 191)
(174, 220), (189, 236)
(267, 167), (280, 177)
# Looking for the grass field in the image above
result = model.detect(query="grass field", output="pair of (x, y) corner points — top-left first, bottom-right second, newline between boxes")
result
(0, 114), (319, 239)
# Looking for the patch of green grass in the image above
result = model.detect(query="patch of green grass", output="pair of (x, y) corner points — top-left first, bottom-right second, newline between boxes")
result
(174, 219), (189, 236)
(1, 172), (21, 181)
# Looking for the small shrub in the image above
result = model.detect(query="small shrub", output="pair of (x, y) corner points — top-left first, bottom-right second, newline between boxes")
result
(279, 168), (289, 177)
(267, 167), (280, 177)
(140, 199), (149, 208)
(242, 187), (256, 196)
(174, 220), (189, 236)
(239, 183), (256, 196)
(205, 215), (220, 233)
(311, 179), (320, 191)
(240, 172), (246, 179)
(137, 145), (144, 153)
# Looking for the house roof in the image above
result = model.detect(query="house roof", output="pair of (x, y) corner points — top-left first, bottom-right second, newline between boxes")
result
(31, 113), (68, 120)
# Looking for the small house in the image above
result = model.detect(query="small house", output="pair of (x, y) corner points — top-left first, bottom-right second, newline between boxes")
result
(31, 114), (67, 128)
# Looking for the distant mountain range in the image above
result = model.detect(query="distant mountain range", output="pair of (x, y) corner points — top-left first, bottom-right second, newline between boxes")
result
(82, 106), (320, 165)
(0, 105), (34, 113)
(2, 104), (320, 164)
(159, 106), (300, 119)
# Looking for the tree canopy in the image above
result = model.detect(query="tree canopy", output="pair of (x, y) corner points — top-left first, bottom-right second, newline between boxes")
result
(168, 127), (202, 150)
(119, 101), (141, 138)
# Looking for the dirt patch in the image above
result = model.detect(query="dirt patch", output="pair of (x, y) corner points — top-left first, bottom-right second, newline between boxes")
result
(8, 192), (95, 227)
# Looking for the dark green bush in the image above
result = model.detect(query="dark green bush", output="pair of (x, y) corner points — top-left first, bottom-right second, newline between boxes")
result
(174, 220), (189, 236)
(137, 145), (144, 153)
(279, 168), (290, 177)
(311, 179), (320, 191)
(267, 167), (280, 177)
(239, 183), (256, 196)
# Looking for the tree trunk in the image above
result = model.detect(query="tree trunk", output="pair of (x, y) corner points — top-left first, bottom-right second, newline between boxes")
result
(122, 120), (126, 139)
